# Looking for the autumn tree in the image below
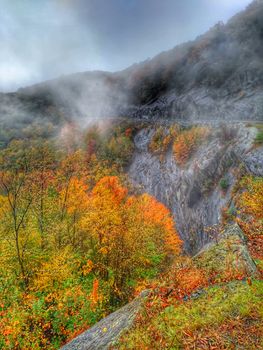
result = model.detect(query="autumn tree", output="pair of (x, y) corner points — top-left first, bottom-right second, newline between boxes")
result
(59, 177), (89, 249)
(0, 141), (35, 286)
(80, 176), (181, 300)
(54, 150), (88, 249)
(28, 140), (57, 250)
(0, 139), (59, 285)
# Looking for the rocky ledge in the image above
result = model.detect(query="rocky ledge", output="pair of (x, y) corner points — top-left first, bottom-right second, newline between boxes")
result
(60, 291), (149, 350)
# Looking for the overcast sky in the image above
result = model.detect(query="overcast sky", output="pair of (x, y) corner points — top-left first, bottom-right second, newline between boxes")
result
(0, 0), (252, 92)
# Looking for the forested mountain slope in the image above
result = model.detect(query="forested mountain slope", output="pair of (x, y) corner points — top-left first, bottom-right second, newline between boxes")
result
(0, 1), (262, 350)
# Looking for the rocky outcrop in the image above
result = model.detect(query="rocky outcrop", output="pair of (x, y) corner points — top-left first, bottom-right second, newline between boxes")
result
(124, 86), (263, 122)
(194, 223), (259, 277)
(129, 124), (257, 254)
(60, 291), (149, 350)
(243, 146), (263, 176)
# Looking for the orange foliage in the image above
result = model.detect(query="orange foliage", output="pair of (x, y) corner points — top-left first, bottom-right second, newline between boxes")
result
(90, 278), (100, 308)
(173, 126), (210, 165)
(134, 258), (209, 303)
(91, 176), (128, 205)
(125, 128), (132, 137)
(80, 176), (181, 297)
(175, 266), (208, 297)
(138, 193), (182, 254)
(149, 124), (181, 156)
(61, 177), (89, 214)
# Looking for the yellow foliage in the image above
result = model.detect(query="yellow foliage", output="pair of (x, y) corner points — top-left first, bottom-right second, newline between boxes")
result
(60, 176), (89, 214)
(137, 193), (182, 254)
(82, 259), (94, 276)
(33, 249), (73, 292)
(149, 124), (181, 156)
(0, 194), (8, 216)
(239, 176), (263, 221)
(237, 176), (263, 239)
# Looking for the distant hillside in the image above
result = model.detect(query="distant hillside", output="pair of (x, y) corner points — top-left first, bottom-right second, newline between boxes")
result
(1, 0), (263, 145)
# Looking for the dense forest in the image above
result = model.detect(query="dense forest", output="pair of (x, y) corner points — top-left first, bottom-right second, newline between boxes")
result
(0, 121), (181, 349)
(0, 120), (262, 349)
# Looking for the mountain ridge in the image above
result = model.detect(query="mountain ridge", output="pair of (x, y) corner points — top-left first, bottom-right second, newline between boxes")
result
(1, 0), (263, 128)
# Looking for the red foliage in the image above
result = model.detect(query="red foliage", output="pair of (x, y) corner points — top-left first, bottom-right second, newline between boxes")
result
(91, 176), (128, 205)
(125, 128), (132, 137)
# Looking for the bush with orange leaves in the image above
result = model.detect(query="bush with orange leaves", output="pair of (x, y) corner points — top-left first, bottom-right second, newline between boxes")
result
(173, 126), (210, 165)
(149, 124), (181, 156)
(238, 176), (263, 225)
(81, 176), (182, 300)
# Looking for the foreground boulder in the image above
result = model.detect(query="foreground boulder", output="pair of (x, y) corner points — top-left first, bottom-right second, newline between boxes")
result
(194, 223), (259, 278)
(60, 291), (149, 350)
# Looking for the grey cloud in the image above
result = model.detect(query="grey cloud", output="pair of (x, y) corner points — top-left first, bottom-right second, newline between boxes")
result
(0, 0), (252, 92)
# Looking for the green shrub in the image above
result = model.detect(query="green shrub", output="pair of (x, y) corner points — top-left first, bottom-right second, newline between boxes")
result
(219, 177), (229, 190)
(255, 130), (263, 144)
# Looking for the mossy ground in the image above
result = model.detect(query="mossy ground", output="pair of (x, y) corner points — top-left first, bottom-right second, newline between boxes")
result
(114, 199), (263, 350)
(115, 280), (263, 349)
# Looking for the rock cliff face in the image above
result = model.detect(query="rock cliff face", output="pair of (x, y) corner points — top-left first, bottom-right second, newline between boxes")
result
(129, 124), (258, 254)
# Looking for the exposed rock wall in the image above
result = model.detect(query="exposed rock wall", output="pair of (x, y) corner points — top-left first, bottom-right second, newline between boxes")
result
(128, 124), (257, 254)
(124, 87), (263, 122)
(243, 146), (263, 176)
